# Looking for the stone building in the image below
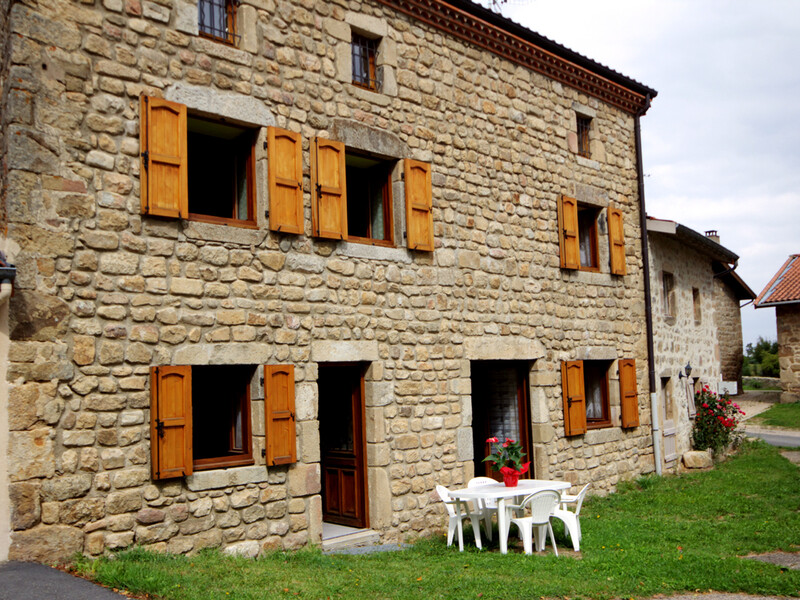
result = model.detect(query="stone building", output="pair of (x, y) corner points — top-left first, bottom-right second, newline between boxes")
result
(646, 219), (755, 467)
(0, 0), (659, 561)
(755, 254), (800, 404)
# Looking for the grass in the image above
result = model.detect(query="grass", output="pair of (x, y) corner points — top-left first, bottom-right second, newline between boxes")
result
(73, 441), (800, 600)
(750, 402), (800, 429)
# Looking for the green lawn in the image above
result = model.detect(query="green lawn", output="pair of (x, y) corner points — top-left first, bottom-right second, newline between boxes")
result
(750, 402), (800, 429)
(74, 442), (800, 600)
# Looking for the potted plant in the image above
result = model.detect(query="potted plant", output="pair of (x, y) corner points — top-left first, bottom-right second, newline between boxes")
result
(483, 436), (530, 487)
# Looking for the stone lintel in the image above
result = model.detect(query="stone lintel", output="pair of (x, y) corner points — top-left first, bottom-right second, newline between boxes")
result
(463, 336), (545, 361)
(311, 340), (379, 363)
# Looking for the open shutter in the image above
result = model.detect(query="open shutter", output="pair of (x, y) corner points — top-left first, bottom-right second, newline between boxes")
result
(140, 95), (188, 219)
(561, 360), (587, 436)
(150, 366), (192, 480)
(619, 359), (640, 427)
(265, 364), (297, 466)
(558, 195), (580, 269)
(267, 127), (303, 234)
(405, 159), (434, 251)
(311, 137), (347, 240)
(608, 204), (627, 275)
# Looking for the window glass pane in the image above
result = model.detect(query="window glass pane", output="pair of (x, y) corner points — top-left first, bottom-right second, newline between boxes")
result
(345, 154), (392, 243)
(198, 0), (226, 36)
(584, 361), (608, 422)
(578, 208), (596, 268)
(370, 185), (385, 239)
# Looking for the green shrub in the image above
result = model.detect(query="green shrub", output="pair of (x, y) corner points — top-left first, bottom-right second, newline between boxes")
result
(692, 386), (744, 453)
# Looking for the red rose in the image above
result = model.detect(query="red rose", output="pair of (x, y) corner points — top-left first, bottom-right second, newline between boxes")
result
(486, 437), (499, 443)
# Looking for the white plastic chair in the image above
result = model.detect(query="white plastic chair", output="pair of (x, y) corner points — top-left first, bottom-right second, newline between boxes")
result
(436, 485), (483, 551)
(551, 483), (590, 551)
(506, 489), (561, 556)
(467, 476), (498, 541)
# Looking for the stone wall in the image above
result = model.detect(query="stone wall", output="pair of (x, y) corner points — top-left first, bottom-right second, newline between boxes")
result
(3, 0), (654, 561)
(715, 277), (745, 392)
(776, 304), (800, 403)
(648, 233), (721, 463)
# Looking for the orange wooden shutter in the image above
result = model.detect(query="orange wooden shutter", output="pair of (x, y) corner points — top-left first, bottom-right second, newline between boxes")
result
(558, 195), (580, 269)
(267, 127), (303, 234)
(140, 95), (188, 218)
(619, 359), (640, 428)
(561, 360), (587, 436)
(311, 137), (347, 239)
(150, 365), (193, 480)
(265, 364), (297, 466)
(404, 159), (434, 251)
(608, 204), (627, 275)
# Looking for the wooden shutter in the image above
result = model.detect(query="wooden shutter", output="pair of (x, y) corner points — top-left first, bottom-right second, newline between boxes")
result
(267, 127), (303, 234)
(265, 364), (297, 466)
(619, 359), (640, 428)
(311, 137), (347, 239)
(150, 365), (192, 480)
(405, 159), (434, 251)
(608, 204), (627, 275)
(558, 195), (580, 269)
(140, 95), (188, 219)
(561, 360), (587, 436)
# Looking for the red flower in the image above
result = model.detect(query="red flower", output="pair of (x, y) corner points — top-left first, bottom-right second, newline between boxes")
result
(486, 437), (499, 444)
(702, 403), (708, 408)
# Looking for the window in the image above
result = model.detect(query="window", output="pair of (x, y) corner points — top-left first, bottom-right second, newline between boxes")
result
(558, 195), (603, 272)
(576, 115), (591, 158)
(662, 272), (676, 318)
(139, 96), (257, 228)
(692, 287), (701, 324)
(150, 364), (296, 480)
(562, 358), (639, 435)
(660, 377), (674, 422)
(192, 365), (253, 470)
(188, 116), (255, 226)
(471, 362), (532, 480)
(345, 152), (393, 245)
(351, 33), (379, 91)
(198, 0), (239, 45)
(310, 136), (434, 250)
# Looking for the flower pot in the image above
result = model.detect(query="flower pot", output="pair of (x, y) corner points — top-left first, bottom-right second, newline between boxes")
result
(501, 469), (521, 487)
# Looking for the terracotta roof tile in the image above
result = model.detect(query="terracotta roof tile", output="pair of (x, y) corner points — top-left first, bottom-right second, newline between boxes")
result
(755, 254), (800, 306)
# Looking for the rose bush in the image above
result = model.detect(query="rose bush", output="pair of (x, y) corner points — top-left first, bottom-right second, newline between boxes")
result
(691, 386), (744, 453)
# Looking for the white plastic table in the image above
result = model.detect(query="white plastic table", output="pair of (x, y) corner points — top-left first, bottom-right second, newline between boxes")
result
(447, 479), (571, 554)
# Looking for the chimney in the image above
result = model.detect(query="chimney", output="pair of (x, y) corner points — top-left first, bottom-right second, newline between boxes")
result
(705, 230), (720, 244)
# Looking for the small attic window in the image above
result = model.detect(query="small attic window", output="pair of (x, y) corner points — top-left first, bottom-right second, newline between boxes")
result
(351, 33), (380, 92)
(577, 115), (591, 158)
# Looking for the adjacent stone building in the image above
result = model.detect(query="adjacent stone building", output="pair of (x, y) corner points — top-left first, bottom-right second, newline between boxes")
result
(755, 254), (800, 404)
(646, 219), (755, 467)
(1, 0), (659, 561)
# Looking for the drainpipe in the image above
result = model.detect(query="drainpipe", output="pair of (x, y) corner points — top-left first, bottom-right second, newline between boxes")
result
(634, 95), (661, 476)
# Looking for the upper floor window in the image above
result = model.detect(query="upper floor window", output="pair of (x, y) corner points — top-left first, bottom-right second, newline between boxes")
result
(692, 287), (702, 324)
(351, 32), (380, 91)
(346, 152), (394, 245)
(139, 96), (256, 228)
(662, 272), (676, 318)
(198, 0), (239, 45)
(577, 115), (591, 158)
(577, 204), (600, 270)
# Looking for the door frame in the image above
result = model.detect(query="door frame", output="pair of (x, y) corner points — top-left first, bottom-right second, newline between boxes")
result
(318, 362), (369, 528)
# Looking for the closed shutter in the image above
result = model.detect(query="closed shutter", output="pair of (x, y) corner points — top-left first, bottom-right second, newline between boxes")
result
(265, 364), (297, 466)
(311, 137), (347, 239)
(150, 365), (193, 480)
(404, 159), (434, 251)
(140, 95), (188, 219)
(558, 195), (580, 269)
(562, 360), (587, 436)
(608, 204), (627, 275)
(619, 359), (640, 428)
(267, 127), (304, 234)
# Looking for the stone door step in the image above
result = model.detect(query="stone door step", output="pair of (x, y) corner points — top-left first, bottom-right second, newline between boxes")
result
(321, 528), (381, 552)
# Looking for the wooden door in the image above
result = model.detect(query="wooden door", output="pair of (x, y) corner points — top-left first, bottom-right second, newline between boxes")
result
(319, 365), (368, 528)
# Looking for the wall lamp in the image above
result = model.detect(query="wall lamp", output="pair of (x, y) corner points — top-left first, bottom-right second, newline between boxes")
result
(678, 362), (693, 380)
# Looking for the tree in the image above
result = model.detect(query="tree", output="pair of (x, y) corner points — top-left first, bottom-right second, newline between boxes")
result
(743, 337), (779, 377)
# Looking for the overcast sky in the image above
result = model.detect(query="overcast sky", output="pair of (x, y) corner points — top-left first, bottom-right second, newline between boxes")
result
(489, 0), (800, 348)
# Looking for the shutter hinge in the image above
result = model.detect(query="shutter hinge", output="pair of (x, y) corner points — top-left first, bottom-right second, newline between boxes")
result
(261, 448), (266, 458)
(263, 140), (268, 150)
(155, 418), (165, 438)
(141, 150), (149, 170)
